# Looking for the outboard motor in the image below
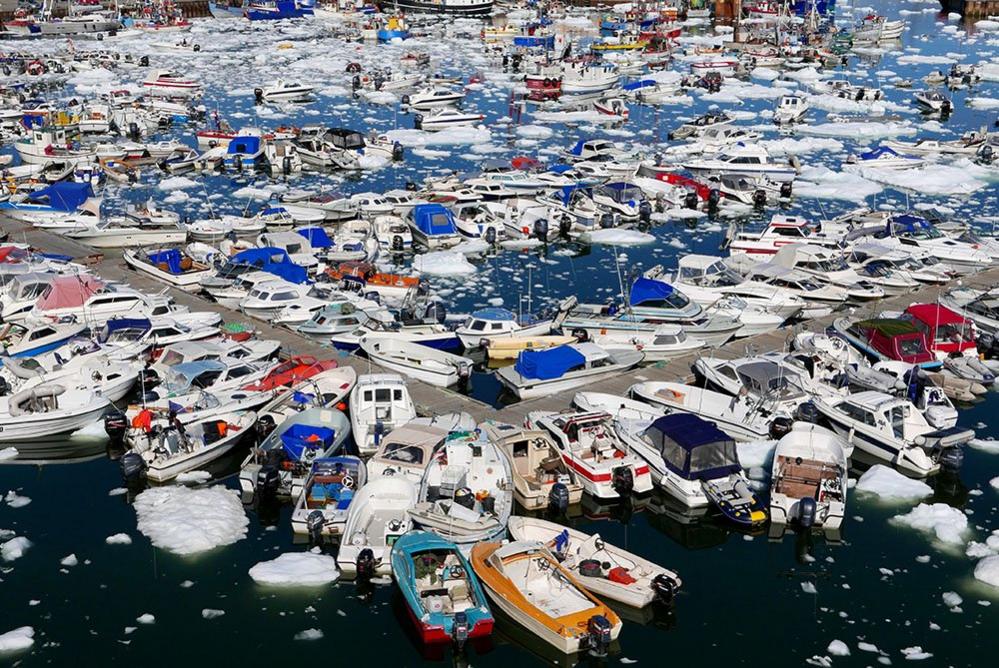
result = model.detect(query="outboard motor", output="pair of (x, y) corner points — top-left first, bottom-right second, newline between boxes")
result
(306, 509), (325, 544)
(795, 401), (820, 424)
(484, 226), (497, 244)
(456, 363), (471, 391)
(413, 114), (423, 130)
(0, 376), (9, 397)
(684, 190), (699, 210)
(255, 414), (276, 444)
(452, 611), (469, 648)
(558, 215), (572, 238)
(356, 547), (376, 580)
(941, 99), (953, 114)
(651, 573), (680, 605)
(707, 188), (721, 212)
(405, 180), (418, 191)
(769, 416), (793, 439)
(128, 122), (141, 141)
(139, 55), (149, 67)
(586, 615), (613, 656)
(119, 450), (146, 482)
(400, 94), (411, 107)
(600, 212), (615, 229)
(254, 87), (264, 104)
(936, 445), (964, 470)
(533, 218), (549, 241)
(780, 181), (793, 199)
(391, 235), (404, 251)
(612, 466), (634, 494)
(548, 481), (570, 514)
(345, 62), (361, 73)
(638, 200), (652, 225)
(104, 411), (128, 444)
(753, 189), (767, 208)
(796, 496), (817, 528)
(980, 145), (995, 166)
(282, 156), (292, 176)
(571, 328), (589, 343)
(255, 464), (281, 500)
(425, 301), (447, 324)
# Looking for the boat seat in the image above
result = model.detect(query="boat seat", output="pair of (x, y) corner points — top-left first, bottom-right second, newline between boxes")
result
(539, 455), (562, 473)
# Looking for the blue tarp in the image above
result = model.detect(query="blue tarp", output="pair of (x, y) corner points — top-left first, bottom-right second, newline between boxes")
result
(565, 139), (589, 157)
(148, 248), (184, 274)
(411, 204), (457, 237)
(622, 79), (657, 92)
(20, 182), (93, 212)
(226, 136), (262, 155)
(554, 184), (590, 205)
(228, 246), (308, 284)
(280, 424), (335, 460)
(629, 277), (674, 307)
(514, 345), (585, 380)
(651, 414), (729, 451)
(887, 213), (932, 235)
(106, 318), (150, 335)
(296, 227), (333, 249)
(860, 146), (900, 160)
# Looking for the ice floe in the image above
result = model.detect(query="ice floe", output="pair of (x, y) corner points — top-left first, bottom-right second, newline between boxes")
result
(133, 486), (248, 556)
(248, 551), (340, 587)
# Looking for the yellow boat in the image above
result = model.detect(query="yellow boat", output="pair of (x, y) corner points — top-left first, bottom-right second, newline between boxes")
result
(470, 541), (622, 655)
(484, 335), (578, 361)
(591, 40), (649, 52)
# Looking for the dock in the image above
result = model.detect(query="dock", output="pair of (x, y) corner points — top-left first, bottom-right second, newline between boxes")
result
(7, 220), (999, 426)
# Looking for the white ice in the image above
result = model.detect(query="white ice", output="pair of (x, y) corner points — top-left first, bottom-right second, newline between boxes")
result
(133, 486), (248, 556)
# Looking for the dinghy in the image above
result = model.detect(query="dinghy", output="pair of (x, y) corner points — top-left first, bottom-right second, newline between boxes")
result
(339, 475), (418, 579)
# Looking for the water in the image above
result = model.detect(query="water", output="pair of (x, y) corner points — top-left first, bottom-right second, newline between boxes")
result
(2, 1), (999, 665)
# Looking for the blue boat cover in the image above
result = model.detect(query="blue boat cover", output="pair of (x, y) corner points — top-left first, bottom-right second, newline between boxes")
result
(647, 414), (741, 480)
(411, 204), (457, 236)
(622, 79), (657, 92)
(554, 184), (589, 204)
(629, 277), (673, 306)
(281, 424), (336, 460)
(296, 226), (333, 248)
(860, 146), (899, 160)
(106, 318), (150, 335)
(549, 164), (575, 175)
(515, 345), (585, 380)
(226, 136), (261, 155)
(565, 139), (590, 157)
(888, 213), (932, 234)
(22, 182), (93, 212)
(471, 307), (515, 321)
(147, 248), (185, 274)
(228, 247), (308, 284)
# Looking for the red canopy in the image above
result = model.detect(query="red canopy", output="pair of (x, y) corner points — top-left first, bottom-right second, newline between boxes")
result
(35, 275), (104, 312)
(905, 304), (968, 327)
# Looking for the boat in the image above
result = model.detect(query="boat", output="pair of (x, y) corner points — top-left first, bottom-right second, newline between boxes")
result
(455, 307), (562, 350)
(65, 220), (188, 249)
(128, 411), (255, 483)
(408, 430), (513, 549)
(812, 391), (973, 477)
(14, 127), (96, 167)
(414, 108), (485, 132)
(0, 385), (110, 445)
(589, 324), (706, 361)
(290, 456), (367, 540)
(380, 0), (493, 16)
(255, 81), (315, 103)
(238, 407), (351, 502)
(0, 182), (100, 225)
(470, 541), (621, 655)
(391, 531), (494, 648)
(404, 87), (465, 111)
(848, 146), (925, 170)
(497, 343), (644, 401)
(593, 98), (629, 121)
(507, 516), (682, 608)
(122, 248), (212, 292)
(479, 421), (584, 512)
(526, 410), (654, 499)
(407, 204), (462, 249)
(367, 424), (449, 483)
(773, 95), (809, 124)
(338, 475), (418, 579)
(901, 304), (982, 362)
(142, 70), (201, 97)
(831, 317), (942, 370)
(769, 423), (848, 532)
(359, 337), (472, 389)
(0, 321), (86, 359)
(244, 0), (315, 20)
(484, 335), (578, 361)
(682, 144), (797, 183)
(914, 90), (952, 114)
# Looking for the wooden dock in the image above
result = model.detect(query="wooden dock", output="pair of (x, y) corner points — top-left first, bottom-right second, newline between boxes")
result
(7, 220), (999, 427)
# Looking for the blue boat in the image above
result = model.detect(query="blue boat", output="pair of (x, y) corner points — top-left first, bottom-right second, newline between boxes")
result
(291, 455), (366, 540)
(391, 531), (494, 648)
(244, 0), (314, 20)
(407, 204), (461, 249)
(223, 132), (266, 172)
(0, 182), (97, 223)
(224, 247), (309, 284)
(0, 320), (86, 361)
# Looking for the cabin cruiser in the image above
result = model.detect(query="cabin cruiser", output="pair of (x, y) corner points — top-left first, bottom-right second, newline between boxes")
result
(414, 108), (485, 131)
(455, 307), (563, 350)
(725, 215), (833, 260)
(682, 144), (797, 183)
(668, 111), (733, 140)
(914, 90), (952, 114)
(404, 86), (465, 110)
(877, 213), (997, 273)
(773, 95), (809, 124)
(589, 324), (706, 361)
(832, 317), (941, 370)
(359, 337), (472, 388)
(367, 424), (449, 484)
(741, 264), (849, 318)
(772, 245), (886, 302)
(847, 146), (925, 171)
(668, 255), (805, 320)
(0, 385), (110, 447)
(256, 81), (315, 103)
(348, 374), (417, 455)
(407, 204), (462, 249)
(497, 343), (644, 401)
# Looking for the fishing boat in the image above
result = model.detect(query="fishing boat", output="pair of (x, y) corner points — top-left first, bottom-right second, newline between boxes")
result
(497, 344), (644, 401)
(470, 541), (621, 655)
(508, 516), (682, 608)
(290, 456), (367, 540)
(773, 95), (809, 124)
(479, 421), (583, 512)
(359, 337), (472, 388)
(338, 475), (418, 579)
(391, 531), (494, 648)
(409, 430), (513, 549)
(769, 423), (848, 532)
(128, 411), (255, 483)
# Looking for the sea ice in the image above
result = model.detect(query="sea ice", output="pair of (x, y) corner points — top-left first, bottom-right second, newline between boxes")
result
(1, 536), (31, 562)
(974, 555), (999, 588)
(413, 252), (476, 276)
(891, 503), (968, 545)
(827, 640), (850, 656)
(294, 628), (324, 641)
(855, 465), (932, 500)
(248, 552), (340, 587)
(3, 491), (30, 508)
(581, 229), (656, 246)
(106, 533), (133, 545)
(133, 486), (248, 556)
(0, 627), (34, 652)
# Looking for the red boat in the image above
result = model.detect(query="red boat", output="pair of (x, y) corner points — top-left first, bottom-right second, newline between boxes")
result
(902, 304), (978, 359)
(243, 356), (338, 391)
(842, 318), (939, 368)
(525, 64), (562, 101)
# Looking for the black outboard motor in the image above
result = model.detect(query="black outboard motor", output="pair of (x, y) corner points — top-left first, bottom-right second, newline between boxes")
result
(612, 466), (634, 495)
(128, 122), (141, 141)
(254, 88), (264, 104)
(936, 445), (964, 470)
(780, 182), (793, 199)
(405, 180), (418, 191)
(306, 509), (325, 544)
(571, 328), (589, 343)
(769, 416), (793, 439)
(452, 611), (469, 648)
(139, 55), (149, 67)
(638, 200), (652, 225)
(256, 464), (281, 500)
(795, 401), (820, 424)
(651, 573), (680, 605)
(119, 450), (146, 482)
(796, 496), (817, 528)
(559, 215), (572, 238)
(356, 547), (376, 580)
(586, 615), (613, 656)
(104, 411), (128, 444)
(391, 235), (404, 251)
(484, 226), (497, 244)
(980, 145), (996, 166)
(283, 156), (292, 176)
(400, 94), (411, 107)
(392, 142), (404, 161)
(707, 188), (721, 212)
(548, 482), (570, 514)
(457, 363), (471, 391)
(753, 189), (767, 208)
(684, 190), (699, 210)
(0, 376), (9, 397)
(255, 414), (276, 444)
(533, 218), (549, 241)
(600, 212), (615, 229)
(413, 114), (424, 130)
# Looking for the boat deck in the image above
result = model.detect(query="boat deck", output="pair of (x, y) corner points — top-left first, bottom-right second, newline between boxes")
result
(8, 220), (999, 427)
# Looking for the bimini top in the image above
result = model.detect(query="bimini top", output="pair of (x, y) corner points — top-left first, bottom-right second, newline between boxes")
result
(410, 204), (457, 236)
(514, 344), (586, 380)
(35, 275), (104, 312)
(629, 276), (673, 306)
(17, 182), (94, 211)
(104, 318), (151, 337)
(886, 213), (932, 233)
(296, 226), (334, 249)
(905, 303), (968, 328)
(226, 135), (262, 155)
(644, 413), (741, 480)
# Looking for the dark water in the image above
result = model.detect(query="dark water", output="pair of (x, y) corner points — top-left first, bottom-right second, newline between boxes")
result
(2, 1), (999, 665)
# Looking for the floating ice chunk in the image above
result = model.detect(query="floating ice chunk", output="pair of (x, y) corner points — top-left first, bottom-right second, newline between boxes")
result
(901, 647), (933, 660)
(942, 591), (963, 608)
(0, 627), (34, 652)
(801, 581), (817, 594)
(897, 54), (958, 65)
(201, 609), (225, 619)
(969, 438), (999, 454)
(827, 640), (850, 656)
(294, 628), (324, 641)
(106, 533), (133, 545)
(581, 229), (656, 246)
(231, 186), (272, 201)
(157, 176), (198, 191)
(385, 126), (491, 148)
(857, 642), (879, 653)
(516, 124), (554, 139)
(751, 67), (780, 81)
(3, 491), (30, 508)
(760, 137), (843, 156)
(974, 555), (999, 588)
(794, 166), (883, 202)
(175, 471), (211, 485)
(134, 486), (248, 556)
(413, 251), (476, 276)
(1, 536), (31, 562)
(735, 440), (777, 470)
(798, 121), (916, 140)
(845, 164), (986, 196)
(855, 465), (932, 500)
(60, 554), (78, 567)
(248, 552), (340, 587)
(136, 614), (155, 625)
(0, 447), (18, 461)
(967, 97), (999, 110)
(990, 476), (999, 491)
(891, 503), (968, 545)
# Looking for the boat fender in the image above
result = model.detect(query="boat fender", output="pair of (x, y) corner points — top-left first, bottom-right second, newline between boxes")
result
(768, 416), (793, 440)
(548, 481), (570, 514)
(356, 547), (375, 580)
(586, 615), (613, 656)
(796, 496), (817, 528)
(651, 573), (680, 605)
(119, 450), (146, 481)
(611, 466), (634, 493)
(684, 191), (699, 210)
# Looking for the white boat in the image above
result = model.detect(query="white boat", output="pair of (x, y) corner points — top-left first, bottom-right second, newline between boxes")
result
(414, 108), (485, 131)
(507, 516), (682, 608)
(773, 95), (809, 124)
(404, 86), (465, 110)
(14, 127), (97, 167)
(914, 90), (952, 114)
(359, 337), (472, 388)
(0, 385), (110, 446)
(349, 374), (416, 455)
(256, 81), (315, 103)
(682, 144), (797, 183)
(142, 70), (201, 97)
(122, 248), (212, 291)
(455, 307), (559, 350)
(496, 343), (644, 401)
(65, 221), (187, 248)
(590, 324), (705, 361)
(561, 61), (620, 94)
(408, 430), (513, 550)
(290, 456), (366, 539)
(338, 475), (418, 579)
(367, 423), (448, 483)
(770, 423), (848, 533)
(130, 411), (256, 482)
(847, 146), (925, 170)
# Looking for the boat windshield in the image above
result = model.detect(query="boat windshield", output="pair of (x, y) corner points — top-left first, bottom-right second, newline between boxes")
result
(897, 336), (926, 357)
(380, 442), (424, 465)
(688, 441), (740, 476)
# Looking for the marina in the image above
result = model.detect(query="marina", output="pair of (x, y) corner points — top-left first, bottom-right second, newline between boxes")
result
(1, 1), (998, 666)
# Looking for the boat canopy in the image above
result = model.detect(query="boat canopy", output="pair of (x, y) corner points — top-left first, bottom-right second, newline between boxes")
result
(280, 423), (336, 461)
(20, 182), (94, 211)
(411, 204), (457, 236)
(146, 248), (187, 274)
(645, 414), (741, 480)
(859, 146), (901, 160)
(228, 247), (308, 284)
(296, 227), (334, 249)
(103, 317), (151, 340)
(629, 277), (673, 306)
(226, 135), (261, 155)
(622, 79), (657, 91)
(35, 275), (104, 311)
(514, 344), (585, 380)
(905, 304), (968, 328)
(855, 318), (920, 337)
(470, 307), (515, 322)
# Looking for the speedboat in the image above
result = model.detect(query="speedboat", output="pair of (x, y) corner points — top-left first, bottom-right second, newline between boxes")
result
(339, 475), (418, 579)
(404, 86), (465, 110)
(349, 374), (417, 455)
(479, 421), (584, 512)
(914, 90), (952, 114)
(0, 321), (86, 359)
(496, 343), (644, 401)
(359, 337), (472, 388)
(128, 411), (255, 483)
(769, 423), (848, 532)
(142, 70), (201, 97)
(831, 317), (941, 370)
(772, 244), (886, 302)
(589, 324), (706, 361)
(407, 204), (462, 249)
(526, 410), (654, 500)
(65, 220), (188, 249)
(682, 144), (797, 183)
(508, 516), (682, 608)
(669, 255), (805, 320)
(367, 423), (448, 483)
(0, 385), (110, 446)
(455, 307), (560, 350)
(391, 531), (494, 648)
(470, 541), (621, 655)
(848, 146), (925, 170)
(414, 108), (485, 131)
(255, 81), (315, 103)
(290, 456), (367, 540)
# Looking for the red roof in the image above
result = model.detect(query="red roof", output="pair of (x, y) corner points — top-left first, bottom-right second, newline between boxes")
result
(905, 303), (968, 327)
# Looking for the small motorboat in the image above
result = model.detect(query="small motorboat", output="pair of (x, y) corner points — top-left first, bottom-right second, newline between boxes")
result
(359, 337), (473, 388)
(367, 424), (449, 484)
(122, 247), (213, 292)
(914, 89), (952, 114)
(348, 374), (417, 455)
(497, 343), (644, 401)
(773, 95), (809, 124)
(0, 385), (110, 446)
(404, 86), (465, 111)
(589, 324), (706, 361)
(338, 475), (418, 579)
(847, 146), (925, 170)
(255, 80), (315, 103)
(290, 456), (367, 540)
(483, 335), (578, 361)
(593, 97), (629, 121)
(508, 516), (682, 608)
(455, 307), (561, 350)
(470, 541), (622, 656)
(391, 531), (494, 647)
(769, 423), (848, 532)
(414, 108), (485, 132)
(0, 321), (86, 359)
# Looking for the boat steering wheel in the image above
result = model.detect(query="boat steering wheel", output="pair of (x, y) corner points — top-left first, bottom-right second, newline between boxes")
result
(342, 476), (354, 489)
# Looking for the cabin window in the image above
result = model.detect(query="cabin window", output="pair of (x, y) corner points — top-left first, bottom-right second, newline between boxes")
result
(490, 323), (504, 331)
(890, 406), (905, 439)
(227, 366), (254, 378)
(468, 320), (486, 331)
(29, 328), (54, 340)
(193, 371), (223, 388)
(393, 389), (403, 400)
(653, 335), (676, 345)
(375, 388), (391, 402)
(363, 390), (372, 402)
(512, 441), (529, 458)
(719, 366), (738, 381)
(840, 403), (876, 426)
